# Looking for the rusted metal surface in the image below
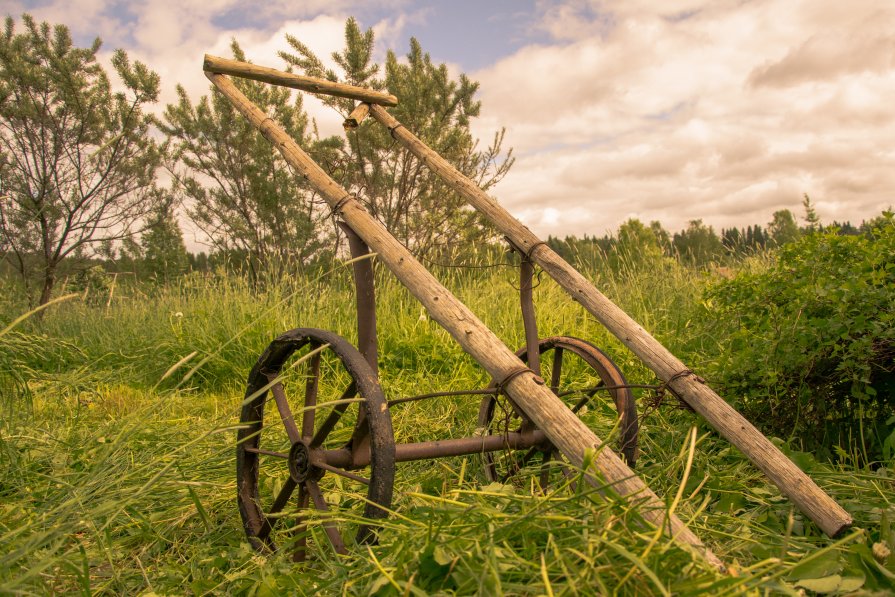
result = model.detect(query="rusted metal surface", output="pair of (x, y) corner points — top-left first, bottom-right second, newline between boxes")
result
(520, 257), (541, 378)
(236, 328), (395, 558)
(320, 430), (550, 468)
(341, 223), (379, 375)
(479, 336), (639, 485)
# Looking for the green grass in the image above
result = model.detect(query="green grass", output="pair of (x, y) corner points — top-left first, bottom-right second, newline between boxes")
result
(1, 257), (893, 595)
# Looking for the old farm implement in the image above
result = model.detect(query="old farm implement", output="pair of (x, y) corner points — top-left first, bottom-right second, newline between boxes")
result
(204, 55), (851, 568)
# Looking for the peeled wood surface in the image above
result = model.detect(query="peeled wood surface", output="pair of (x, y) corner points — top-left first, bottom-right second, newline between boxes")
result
(367, 103), (853, 539)
(205, 71), (722, 569)
(344, 103), (371, 129)
(203, 55), (398, 107)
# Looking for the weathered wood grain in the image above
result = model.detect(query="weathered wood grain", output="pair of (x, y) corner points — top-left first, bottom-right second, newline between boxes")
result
(367, 103), (853, 539)
(203, 55), (398, 106)
(206, 71), (723, 569)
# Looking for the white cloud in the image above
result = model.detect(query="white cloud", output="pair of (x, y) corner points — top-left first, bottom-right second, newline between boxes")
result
(10, 2), (407, 125)
(473, 0), (895, 237)
(10, 0), (894, 241)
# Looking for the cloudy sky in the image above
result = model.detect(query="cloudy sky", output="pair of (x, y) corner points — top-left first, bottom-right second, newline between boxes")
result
(7, 0), (895, 241)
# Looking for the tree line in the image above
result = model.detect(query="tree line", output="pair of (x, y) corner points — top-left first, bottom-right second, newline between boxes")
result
(547, 195), (877, 270)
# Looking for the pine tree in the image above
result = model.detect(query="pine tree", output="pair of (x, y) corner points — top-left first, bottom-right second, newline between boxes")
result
(161, 41), (332, 277)
(280, 18), (514, 256)
(721, 227), (743, 255)
(141, 195), (188, 282)
(802, 194), (821, 232)
(0, 15), (164, 306)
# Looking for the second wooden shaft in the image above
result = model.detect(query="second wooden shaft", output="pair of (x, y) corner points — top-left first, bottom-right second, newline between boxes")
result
(206, 71), (722, 568)
(366, 102), (852, 539)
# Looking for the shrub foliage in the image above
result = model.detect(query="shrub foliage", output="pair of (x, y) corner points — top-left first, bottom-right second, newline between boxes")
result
(705, 213), (895, 459)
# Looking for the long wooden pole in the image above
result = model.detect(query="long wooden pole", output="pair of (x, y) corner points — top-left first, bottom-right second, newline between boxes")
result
(204, 55), (398, 107)
(366, 103), (853, 539)
(205, 71), (723, 569)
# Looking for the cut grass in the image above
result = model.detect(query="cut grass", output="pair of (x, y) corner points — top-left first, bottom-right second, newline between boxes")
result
(1, 257), (893, 595)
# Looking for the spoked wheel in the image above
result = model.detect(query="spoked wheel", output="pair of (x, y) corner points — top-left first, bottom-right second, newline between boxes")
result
(479, 336), (638, 488)
(236, 328), (395, 561)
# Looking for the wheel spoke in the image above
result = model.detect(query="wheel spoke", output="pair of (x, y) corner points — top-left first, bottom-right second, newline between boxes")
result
(291, 485), (310, 563)
(518, 446), (538, 469)
(349, 406), (370, 451)
(271, 381), (301, 444)
(244, 446), (288, 458)
(570, 382), (603, 414)
(306, 480), (347, 554)
(256, 477), (297, 541)
(550, 348), (564, 394)
(302, 349), (322, 440)
(555, 452), (578, 491)
(539, 450), (554, 489)
(310, 381), (357, 448)
(316, 461), (370, 485)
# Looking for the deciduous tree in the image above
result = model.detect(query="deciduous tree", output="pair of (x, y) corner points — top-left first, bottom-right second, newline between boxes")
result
(672, 219), (724, 265)
(615, 218), (665, 268)
(768, 209), (801, 247)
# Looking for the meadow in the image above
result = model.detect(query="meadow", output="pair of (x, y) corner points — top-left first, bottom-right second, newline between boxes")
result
(1, 247), (893, 595)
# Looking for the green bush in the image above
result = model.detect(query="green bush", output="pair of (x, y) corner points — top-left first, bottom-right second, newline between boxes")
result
(704, 212), (895, 461)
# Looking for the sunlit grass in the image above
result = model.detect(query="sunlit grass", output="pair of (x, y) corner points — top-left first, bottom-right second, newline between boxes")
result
(1, 256), (892, 594)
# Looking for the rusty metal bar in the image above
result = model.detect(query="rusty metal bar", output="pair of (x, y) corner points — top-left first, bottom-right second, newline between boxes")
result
(341, 223), (379, 375)
(323, 431), (549, 468)
(520, 257), (541, 378)
(519, 256), (540, 434)
(393, 431), (547, 463)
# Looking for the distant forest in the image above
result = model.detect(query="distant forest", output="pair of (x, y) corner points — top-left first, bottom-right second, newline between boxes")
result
(546, 196), (881, 269)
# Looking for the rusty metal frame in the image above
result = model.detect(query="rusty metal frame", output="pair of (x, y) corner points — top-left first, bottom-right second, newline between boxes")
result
(219, 59), (645, 562)
(336, 228), (636, 466)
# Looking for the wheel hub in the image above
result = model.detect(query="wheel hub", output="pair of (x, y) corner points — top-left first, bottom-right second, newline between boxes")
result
(288, 441), (320, 483)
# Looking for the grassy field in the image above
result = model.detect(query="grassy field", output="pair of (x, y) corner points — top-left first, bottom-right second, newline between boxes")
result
(1, 255), (893, 595)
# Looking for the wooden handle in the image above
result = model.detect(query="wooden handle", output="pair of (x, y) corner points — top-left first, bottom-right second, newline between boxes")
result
(203, 55), (398, 106)
(206, 70), (724, 570)
(366, 103), (853, 539)
(343, 103), (371, 130)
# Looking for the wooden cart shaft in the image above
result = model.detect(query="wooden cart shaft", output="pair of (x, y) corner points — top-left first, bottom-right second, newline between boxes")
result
(204, 66), (721, 569)
(364, 103), (852, 540)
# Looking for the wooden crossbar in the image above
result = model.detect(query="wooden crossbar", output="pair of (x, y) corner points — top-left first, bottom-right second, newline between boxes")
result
(205, 69), (724, 570)
(203, 55), (398, 106)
